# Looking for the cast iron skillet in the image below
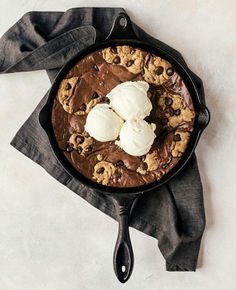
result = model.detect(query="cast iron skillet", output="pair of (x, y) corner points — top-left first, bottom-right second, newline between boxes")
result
(39, 13), (210, 283)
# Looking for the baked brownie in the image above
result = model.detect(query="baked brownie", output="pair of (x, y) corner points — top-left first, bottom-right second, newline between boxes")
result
(51, 46), (195, 187)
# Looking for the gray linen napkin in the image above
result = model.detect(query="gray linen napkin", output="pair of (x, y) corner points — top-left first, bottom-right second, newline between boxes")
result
(0, 7), (206, 271)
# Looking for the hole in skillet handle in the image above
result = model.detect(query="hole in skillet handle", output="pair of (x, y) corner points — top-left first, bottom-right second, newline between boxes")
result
(119, 16), (127, 28)
(106, 12), (139, 40)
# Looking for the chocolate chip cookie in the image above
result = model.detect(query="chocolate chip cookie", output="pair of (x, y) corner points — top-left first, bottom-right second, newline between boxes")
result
(102, 46), (144, 74)
(143, 54), (174, 85)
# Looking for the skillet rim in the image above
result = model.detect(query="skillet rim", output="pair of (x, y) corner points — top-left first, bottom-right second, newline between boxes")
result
(39, 39), (210, 195)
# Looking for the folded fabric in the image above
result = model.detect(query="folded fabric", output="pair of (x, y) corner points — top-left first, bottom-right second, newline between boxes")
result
(0, 7), (205, 271)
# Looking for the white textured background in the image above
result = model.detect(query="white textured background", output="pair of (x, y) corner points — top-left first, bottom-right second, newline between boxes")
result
(0, 1), (236, 289)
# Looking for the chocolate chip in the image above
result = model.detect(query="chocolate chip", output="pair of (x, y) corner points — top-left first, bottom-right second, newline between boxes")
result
(174, 133), (181, 141)
(84, 131), (89, 137)
(110, 47), (118, 54)
(155, 66), (164, 75)
(101, 96), (110, 103)
(144, 54), (151, 67)
(165, 97), (173, 106)
(169, 107), (174, 116)
(65, 83), (71, 90)
(166, 67), (174, 76)
(161, 118), (168, 126)
(174, 109), (181, 116)
(165, 107), (174, 116)
(65, 144), (73, 153)
(96, 167), (105, 174)
(140, 162), (148, 171)
(116, 160), (124, 167)
(91, 92), (99, 99)
(93, 64), (99, 71)
(126, 60), (134, 67)
(76, 135), (84, 144)
(79, 103), (86, 111)
(130, 48), (135, 54)
(113, 56), (121, 64)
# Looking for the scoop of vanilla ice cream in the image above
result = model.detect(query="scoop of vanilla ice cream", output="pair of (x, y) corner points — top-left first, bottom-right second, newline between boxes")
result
(85, 104), (123, 142)
(107, 81), (152, 120)
(116, 119), (156, 156)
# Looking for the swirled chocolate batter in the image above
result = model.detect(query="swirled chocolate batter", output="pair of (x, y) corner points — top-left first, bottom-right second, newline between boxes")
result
(52, 46), (195, 187)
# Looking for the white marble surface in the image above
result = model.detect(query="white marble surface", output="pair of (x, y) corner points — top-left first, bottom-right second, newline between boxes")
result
(0, 0), (236, 289)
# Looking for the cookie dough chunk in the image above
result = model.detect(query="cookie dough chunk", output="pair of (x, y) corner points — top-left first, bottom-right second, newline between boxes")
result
(168, 108), (195, 128)
(158, 92), (183, 110)
(93, 161), (116, 185)
(86, 97), (103, 113)
(143, 55), (174, 85)
(57, 77), (79, 113)
(96, 154), (103, 161)
(158, 92), (195, 128)
(171, 131), (191, 157)
(137, 151), (160, 175)
(102, 46), (144, 74)
(68, 133), (93, 156)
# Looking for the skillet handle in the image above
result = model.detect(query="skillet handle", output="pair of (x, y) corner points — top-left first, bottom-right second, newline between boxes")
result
(198, 104), (210, 130)
(113, 196), (137, 283)
(106, 12), (139, 40)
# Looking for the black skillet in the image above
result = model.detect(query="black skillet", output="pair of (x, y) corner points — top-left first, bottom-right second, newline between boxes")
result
(39, 12), (210, 283)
